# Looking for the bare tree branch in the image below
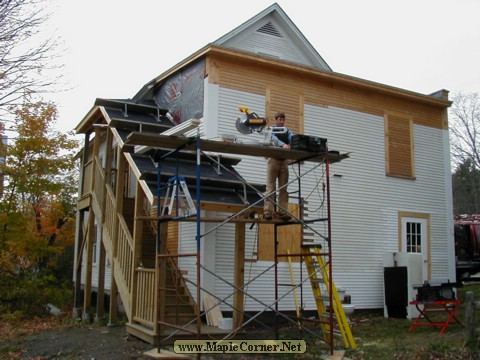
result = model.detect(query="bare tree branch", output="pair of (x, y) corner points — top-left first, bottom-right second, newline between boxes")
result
(449, 92), (480, 171)
(0, 0), (62, 118)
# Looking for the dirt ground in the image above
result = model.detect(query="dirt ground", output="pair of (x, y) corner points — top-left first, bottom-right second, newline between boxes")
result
(1, 322), (157, 360)
(0, 319), (279, 360)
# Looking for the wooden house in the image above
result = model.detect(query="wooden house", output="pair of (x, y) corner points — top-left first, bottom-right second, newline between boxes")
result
(73, 2), (453, 348)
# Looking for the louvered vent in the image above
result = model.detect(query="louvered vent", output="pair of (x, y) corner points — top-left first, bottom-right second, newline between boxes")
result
(257, 22), (283, 37)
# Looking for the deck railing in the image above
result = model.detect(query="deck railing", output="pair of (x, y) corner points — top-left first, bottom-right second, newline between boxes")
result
(114, 215), (134, 318)
(103, 186), (116, 254)
(93, 156), (105, 207)
(133, 268), (156, 329)
(82, 160), (93, 196)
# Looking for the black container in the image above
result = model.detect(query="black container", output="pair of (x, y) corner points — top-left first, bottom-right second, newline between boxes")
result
(291, 134), (327, 153)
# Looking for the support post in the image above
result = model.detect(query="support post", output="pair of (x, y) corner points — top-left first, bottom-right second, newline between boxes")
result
(233, 222), (246, 327)
(96, 240), (106, 321)
(73, 131), (90, 319)
(464, 291), (477, 351)
(157, 222), (168, 328)
(96, 129), (112, 322)
(73, 210), (85, 318)
(83, 206), (95, 320)
(108, 150), (126, 326)
(130, 179), (144, 322)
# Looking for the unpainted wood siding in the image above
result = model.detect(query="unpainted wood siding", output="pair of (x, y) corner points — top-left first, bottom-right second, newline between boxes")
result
(206, 54), (447, 131)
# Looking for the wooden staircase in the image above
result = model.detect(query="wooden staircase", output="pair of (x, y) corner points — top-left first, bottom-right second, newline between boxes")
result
(162, 262), (198, 325)
(115, 197), (197, 342)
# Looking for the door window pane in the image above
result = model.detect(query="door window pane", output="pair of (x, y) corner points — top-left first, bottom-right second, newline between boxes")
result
(406, 221), (422, 253)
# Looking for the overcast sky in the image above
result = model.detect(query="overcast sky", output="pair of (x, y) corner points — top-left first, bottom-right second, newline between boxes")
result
(45, 0), (480, 134)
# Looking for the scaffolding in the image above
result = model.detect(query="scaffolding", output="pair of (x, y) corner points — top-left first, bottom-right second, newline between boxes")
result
(130, 131), (353, 356)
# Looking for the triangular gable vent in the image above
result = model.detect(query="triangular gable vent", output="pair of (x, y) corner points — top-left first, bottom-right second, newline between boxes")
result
(256, 21), (283, 38)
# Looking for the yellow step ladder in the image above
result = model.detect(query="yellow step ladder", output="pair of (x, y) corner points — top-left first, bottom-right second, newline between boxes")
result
(161, 176), (196, 217)
(302, 244), (356, 349)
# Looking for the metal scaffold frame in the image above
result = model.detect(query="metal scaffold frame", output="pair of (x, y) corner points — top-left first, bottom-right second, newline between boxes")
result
(150, 132), (352, 357)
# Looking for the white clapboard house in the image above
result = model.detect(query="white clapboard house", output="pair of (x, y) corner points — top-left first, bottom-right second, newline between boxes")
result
(73, 2), (453, 346)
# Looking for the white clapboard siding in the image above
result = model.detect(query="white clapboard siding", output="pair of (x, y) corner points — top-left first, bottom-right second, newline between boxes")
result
(198, 86), (454, 311)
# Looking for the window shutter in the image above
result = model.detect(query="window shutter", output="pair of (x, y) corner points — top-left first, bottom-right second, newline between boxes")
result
(385, 113), (414, 179)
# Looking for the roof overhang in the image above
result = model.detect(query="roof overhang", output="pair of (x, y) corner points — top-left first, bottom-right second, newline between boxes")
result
(134, 45), (451, 110)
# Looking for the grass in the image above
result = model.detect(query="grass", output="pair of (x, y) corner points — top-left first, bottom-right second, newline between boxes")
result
(1, 284), (479, 359)
(266, 283), (480, 359)
(338, 282), (480, 359)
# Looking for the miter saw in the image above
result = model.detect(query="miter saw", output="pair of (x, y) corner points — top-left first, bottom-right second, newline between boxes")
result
(235, 106), (286, 146)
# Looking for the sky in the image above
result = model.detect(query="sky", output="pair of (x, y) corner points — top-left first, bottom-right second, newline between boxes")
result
(44, 0), (480, 134)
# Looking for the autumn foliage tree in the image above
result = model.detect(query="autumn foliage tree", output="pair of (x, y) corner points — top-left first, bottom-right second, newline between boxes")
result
(0, 101), (79, 317)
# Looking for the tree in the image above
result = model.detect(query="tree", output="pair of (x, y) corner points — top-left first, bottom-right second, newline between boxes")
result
(449, 92), (480, 215)
(0, 100), (78, 261)
(452, 158), (480, 214)
(0, 100), (79, 316)
(0, 0), (61, 118)
(449, 92), (480, 171)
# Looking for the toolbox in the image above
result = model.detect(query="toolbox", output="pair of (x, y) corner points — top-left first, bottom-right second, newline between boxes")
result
(291, 134), (327, 153)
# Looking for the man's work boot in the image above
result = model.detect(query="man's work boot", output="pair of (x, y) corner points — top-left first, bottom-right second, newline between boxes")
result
(278, 213), (291, 221)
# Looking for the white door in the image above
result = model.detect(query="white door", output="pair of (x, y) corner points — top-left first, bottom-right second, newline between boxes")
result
(401, 217), (429, 280)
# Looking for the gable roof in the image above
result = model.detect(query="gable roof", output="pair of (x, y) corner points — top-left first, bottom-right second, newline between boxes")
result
(130, 3), (450, 108)
(213, 3), (331, 71)
(132, 3), (333, 101)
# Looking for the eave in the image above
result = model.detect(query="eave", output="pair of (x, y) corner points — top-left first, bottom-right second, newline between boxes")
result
(135, 44), (451, 110)
(75, 106), (104, 135)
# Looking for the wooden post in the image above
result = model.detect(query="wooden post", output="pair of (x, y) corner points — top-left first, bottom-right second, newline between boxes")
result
(83, 127), (101, 320)
(96, 130), (112, 322)
(157, 222), (168, 329)
(73, 210), (85, 318)
(464, 291), (477, 351)
(233, 222), (246, 328)
(73, 132), (90, 318)
(83, 207), (95, 319)
(130, 180), (144, 321)
(108, 149), (126, 326)
(96, 241), (106, 321)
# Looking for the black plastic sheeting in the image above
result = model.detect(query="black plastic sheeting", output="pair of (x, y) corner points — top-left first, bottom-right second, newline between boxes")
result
(131, 152), (265, 208)
(154, 59), (205, 125)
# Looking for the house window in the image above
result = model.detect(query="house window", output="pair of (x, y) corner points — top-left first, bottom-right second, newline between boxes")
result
(406, 221), (422, 253)
(385, 112), (414, 179)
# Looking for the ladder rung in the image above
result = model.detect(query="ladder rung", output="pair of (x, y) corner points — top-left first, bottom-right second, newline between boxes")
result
(311, 278), (325, 284)
(316, 295), (330, 301)
(332, 329), (343, 337)
(319, 313), (336, 319)
(302, 243), (322, 248)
